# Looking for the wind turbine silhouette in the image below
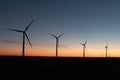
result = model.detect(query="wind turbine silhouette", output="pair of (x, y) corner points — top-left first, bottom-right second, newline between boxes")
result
(80, 40), (87, 58)
(50, 33), (63, 57)
(105, 43), (108, 58)
(7, 20), (34, 57)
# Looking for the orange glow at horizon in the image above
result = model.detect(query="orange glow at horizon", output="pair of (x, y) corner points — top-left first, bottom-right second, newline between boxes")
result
(1, 44), (120, 57)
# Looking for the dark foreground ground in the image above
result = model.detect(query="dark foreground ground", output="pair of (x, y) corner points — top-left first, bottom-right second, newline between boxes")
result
(1, 56), (119, 79)
(0, 56), (120, 72)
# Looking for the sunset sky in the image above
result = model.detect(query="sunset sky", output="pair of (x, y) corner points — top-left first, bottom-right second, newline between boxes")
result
(1, 0), (120, 57)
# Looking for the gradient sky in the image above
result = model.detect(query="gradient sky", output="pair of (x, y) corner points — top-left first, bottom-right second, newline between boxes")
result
(0, 0), (120, 57)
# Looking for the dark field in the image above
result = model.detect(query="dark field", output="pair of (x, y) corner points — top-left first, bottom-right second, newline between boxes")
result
(0, 56), (120, 73)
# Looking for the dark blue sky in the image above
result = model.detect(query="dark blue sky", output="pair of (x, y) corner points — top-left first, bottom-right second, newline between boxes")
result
(1, 0), (120, 56)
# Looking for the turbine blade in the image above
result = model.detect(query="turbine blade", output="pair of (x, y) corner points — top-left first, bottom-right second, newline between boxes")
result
(25, 33), (32, 47)
(58, 33), (63, 38)
(7, 28), (23, 32)
(50, 33), (57, 38)
(80, 43), (83, 45)
(57, 39), (59, 47)
(85, 40), (87, 44)
(85, 45), (87, 52)
(25, 20), (34, 32)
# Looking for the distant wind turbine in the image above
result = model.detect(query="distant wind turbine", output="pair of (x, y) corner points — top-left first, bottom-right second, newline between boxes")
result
(7, 20), (34, 57)
(50, 33), (63, 57)
(80, 40), (87, 58)
(105, 43), (108, 58)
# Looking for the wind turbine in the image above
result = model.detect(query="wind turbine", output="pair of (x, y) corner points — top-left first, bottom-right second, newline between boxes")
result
(50, 33), (63, 57)
(7, 20), (34, 57)
(80, 40), (87, 58)
(105, 43), (108, 58)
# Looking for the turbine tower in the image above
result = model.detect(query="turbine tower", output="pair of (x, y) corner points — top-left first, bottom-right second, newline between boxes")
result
(105, 43), (108, 58)
(50, 33), (63, 57)
(7, 20), (34, 57)
(80, 40), (87, 58)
